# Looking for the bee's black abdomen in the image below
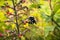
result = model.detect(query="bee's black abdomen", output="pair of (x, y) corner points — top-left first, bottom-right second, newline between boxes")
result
(29, 17), (36, 24)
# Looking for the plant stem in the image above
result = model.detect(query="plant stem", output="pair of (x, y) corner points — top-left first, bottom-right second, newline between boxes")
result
(48, 0), (60, 27)
(12, 0), (20, 34)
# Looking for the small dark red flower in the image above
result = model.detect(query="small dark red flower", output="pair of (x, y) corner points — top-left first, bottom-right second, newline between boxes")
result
(20, 0), (26, 3)
(5, 30), (11, 33)
(22, 0), (25, 2)
(18, 34), (23, 38)
(0, 33), (4, 37)
(6, 10), (12, 15)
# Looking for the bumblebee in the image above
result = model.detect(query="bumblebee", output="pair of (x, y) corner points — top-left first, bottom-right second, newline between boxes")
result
(28, 17), (36, 24)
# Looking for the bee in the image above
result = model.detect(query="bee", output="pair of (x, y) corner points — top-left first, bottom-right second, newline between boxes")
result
(28, 17), (36, 24)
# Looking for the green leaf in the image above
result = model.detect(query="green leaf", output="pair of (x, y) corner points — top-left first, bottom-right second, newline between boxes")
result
(54, 1), (60, 13)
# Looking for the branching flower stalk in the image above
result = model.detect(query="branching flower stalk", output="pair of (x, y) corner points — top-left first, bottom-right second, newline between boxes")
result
(12, 0), (20, 34)
(11, 0), (30, 36)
